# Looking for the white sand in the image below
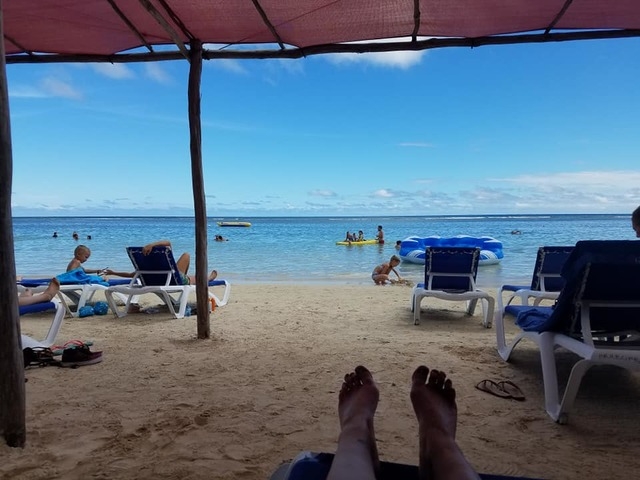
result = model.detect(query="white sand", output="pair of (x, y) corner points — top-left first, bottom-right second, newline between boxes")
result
(3, 284), (640, 479)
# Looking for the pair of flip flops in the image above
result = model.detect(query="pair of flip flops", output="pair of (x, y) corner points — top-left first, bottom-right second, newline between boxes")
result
(475, 379), (525, 401)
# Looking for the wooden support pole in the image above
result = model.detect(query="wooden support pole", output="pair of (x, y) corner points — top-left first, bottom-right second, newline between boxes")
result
(0, 0), (27, 448)
(187, 40), (209, 339)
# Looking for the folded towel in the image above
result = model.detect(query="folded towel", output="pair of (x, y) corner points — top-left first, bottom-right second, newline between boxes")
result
(56, 268), (109, 287)
(515, 307), (554, 332)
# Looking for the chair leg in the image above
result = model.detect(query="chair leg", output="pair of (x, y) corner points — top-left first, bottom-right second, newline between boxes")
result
(556, 359), (592, 424)
(539, 333), (563, 422)
(413, 294), (421, 325)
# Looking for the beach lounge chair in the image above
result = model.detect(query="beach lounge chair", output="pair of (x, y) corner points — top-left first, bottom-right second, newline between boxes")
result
(497, 246), (574, 312)
(19, 299), (65, 349)
(19, 274), (135, 317)
(495, 240), (640, 424)
(270, 451), (543, 480)
(410, 247), (495, 327)
(104, 246), (230, 319)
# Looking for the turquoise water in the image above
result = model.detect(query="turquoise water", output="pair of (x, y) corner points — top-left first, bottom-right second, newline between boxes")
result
(12, 214), (633, 287)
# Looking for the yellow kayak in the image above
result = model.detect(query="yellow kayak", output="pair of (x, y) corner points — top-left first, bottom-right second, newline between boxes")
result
(336, 239), (378, 246)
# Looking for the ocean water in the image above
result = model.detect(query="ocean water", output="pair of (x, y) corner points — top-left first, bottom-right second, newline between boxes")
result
(12, 214), (634, 287)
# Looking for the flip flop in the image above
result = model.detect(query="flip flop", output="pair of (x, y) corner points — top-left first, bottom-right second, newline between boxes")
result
(497, 380), (526, 401)
(475, 379), (512, 399)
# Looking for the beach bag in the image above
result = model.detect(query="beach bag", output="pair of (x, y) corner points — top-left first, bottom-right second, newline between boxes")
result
(78, 305), (95, 317)
(93, 301), (109, 315)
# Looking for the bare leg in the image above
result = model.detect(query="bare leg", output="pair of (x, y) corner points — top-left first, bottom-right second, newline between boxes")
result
(327, 365), (380, 480)
(176, 252), (191, 275)
(372, 274), (388, 285)
(187, 269), (218, 284)
(411, 366), (480, 480)
(18, 278), (60, 306)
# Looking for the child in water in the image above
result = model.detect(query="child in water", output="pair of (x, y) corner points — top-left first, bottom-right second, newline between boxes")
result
(372, 255), (403, 285)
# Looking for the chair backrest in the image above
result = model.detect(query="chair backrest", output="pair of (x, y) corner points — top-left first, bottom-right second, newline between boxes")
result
(529, 246), (575, 291)
(126, 246), (183, 287)
(425, 247), (480, 292)
(540, 241), (640, 334)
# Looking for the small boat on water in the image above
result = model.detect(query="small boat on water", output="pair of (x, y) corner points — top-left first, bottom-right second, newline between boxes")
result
(217, 221), (251, 227)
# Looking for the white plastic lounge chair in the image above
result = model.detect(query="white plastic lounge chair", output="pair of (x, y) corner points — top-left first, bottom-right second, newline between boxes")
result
(495, 240), (640, 424)
(19, 299), (65, 349)
(104, 246), (231, 319)
(19, 276), (135, 317)
(497, 245), (574, 312)
(271, 451), (543, 480)
(410, 247), (495, 327)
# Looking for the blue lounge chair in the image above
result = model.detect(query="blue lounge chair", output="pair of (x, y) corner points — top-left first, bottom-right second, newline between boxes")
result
(19, 274), (134, 317)
(20, 299), (65, 349)
(411, 247), (495, 327)
(497, 246), (574, 312)
(104, 246), (230, 319)
(271, 451), (543, 480)
(495, 240), (640, 424)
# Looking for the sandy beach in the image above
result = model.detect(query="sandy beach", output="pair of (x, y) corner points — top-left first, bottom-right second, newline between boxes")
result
(4, 284), (640, 479)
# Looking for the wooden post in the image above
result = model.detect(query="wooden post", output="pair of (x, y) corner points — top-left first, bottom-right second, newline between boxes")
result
(0, 0), (27, 447)
(188, 40), (209, 339)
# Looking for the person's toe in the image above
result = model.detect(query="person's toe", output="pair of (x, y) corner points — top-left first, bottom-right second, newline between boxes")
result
(428, 369), (445, 388)
(355, 365), (374, 385)
(412, 365), (430, 386)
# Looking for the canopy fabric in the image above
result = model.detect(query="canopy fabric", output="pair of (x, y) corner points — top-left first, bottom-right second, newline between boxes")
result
(4, 0), (640, 59)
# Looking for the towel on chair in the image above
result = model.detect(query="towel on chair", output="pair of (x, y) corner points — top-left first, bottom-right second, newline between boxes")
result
(56, 268), (109, 286)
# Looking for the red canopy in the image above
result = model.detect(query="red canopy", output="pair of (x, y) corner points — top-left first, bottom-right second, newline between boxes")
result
(4, 0), (640, 60)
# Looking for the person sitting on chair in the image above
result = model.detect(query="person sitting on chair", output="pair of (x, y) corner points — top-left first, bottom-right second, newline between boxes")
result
(18, 278), (60, 307)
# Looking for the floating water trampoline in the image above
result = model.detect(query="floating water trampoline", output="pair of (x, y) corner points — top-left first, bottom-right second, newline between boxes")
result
(398, 235), (504, 265)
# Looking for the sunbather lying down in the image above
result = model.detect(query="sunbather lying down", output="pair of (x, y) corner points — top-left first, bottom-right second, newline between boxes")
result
(18, 278), (60, 307)
(328, 365), (480, 480)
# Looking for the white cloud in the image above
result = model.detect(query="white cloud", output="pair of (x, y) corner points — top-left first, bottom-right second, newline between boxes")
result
(144, 63), (172, 85)
(326, 37), (426, 69)
(492, 170), (640, 190)
(10, 75), (83, 100)
(328, 50), (423, 69)
(372, 189), (394, 198)
(210, 59), (248, 74)
(91, 63), (135, 79)
(309, 189), (336, 197)
(40, 77), (83, 100)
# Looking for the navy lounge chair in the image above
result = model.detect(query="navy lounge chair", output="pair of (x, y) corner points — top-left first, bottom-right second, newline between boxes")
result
(18, 276), (134, 317)
(104, 246), (230, 318)
(497, 246), (574, 311)
(495, 240), (640, 423)
(411, 247), (495, 327)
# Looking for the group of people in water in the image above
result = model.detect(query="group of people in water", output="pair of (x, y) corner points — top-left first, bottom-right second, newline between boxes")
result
(344, 225), (385, 244)
(52, 231), (91, 240)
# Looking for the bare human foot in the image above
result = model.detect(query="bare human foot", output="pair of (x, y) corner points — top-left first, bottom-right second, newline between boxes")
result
(42, 278), (61, 301)
(208, 269), (218, 281)
(411, 365), (479, 480)
(328, 365), (380, 480)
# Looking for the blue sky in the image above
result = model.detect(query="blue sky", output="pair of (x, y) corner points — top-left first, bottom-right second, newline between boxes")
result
(7, 37), (640, 217)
